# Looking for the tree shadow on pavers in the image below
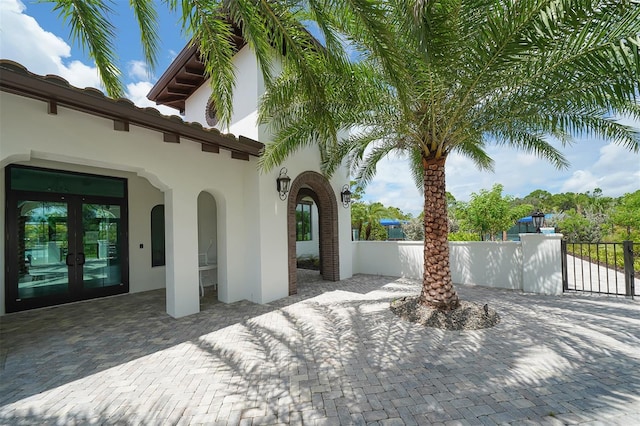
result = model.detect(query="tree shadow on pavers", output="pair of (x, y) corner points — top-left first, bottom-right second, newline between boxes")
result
(0, 274), (404, 421)
(2, 276), (639, 425)
(190, 293), (423, 424)
(439, 285), (640, 424)
(190, 283), (640, 425)
(0, 396), (190, 426)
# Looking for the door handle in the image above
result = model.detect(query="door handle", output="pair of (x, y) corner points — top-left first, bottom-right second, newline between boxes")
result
(76, 253), (86, 265)
(66, 254), (75, 266)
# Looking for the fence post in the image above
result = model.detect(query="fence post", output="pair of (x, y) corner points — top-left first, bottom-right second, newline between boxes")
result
(520, 233), (564, 295)
(623, 240), (634, 298)
(561, 239), (568, 292)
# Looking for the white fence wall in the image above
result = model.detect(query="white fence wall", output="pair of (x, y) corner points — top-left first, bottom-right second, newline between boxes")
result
(352, 234), (563, 295)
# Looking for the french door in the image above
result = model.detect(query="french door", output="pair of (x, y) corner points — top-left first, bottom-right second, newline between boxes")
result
(5, 167), (128, 312)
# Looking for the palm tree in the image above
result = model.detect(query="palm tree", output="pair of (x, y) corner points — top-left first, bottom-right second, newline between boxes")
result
(259, 0), (640, 310)
(46, 0), (400, 126)
(362, 202), (388, 240)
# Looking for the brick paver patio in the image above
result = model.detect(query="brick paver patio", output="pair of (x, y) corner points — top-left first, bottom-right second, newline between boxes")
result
(1, 272), (639, 425)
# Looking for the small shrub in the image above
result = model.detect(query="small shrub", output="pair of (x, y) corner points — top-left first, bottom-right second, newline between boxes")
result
(296, 255), (320, 270)
(449, 232), (481, 241)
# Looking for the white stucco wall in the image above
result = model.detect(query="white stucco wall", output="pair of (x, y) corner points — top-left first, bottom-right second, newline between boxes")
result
(449, 241), (523, 290)
(352, 241), (424, 279)
(0, 90), (259, 317)
(184, 46), (260, 141)
(353, 238), (561, 295)
(2, 45), (353, 316)
(184, 46), (352, 302)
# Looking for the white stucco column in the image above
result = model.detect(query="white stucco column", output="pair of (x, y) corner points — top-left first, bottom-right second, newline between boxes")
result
(165, 187), (200, 318)
(0, 169), (5, 315)
(520, 233), (564, 295)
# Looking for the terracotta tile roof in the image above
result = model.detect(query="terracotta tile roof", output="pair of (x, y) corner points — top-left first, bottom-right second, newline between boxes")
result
(0, 60), (263, 159)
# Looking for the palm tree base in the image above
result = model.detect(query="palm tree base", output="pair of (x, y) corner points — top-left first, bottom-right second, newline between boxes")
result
(419, 294), (460, 311)
(391, 296), (500, 330)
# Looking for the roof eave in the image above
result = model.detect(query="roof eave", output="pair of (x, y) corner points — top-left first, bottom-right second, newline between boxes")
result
(0, 60), (263, 158)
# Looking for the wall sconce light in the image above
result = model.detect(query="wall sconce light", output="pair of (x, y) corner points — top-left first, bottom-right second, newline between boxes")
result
(532, 210), (545, 233)
(276, 168), (291, 200)
(340, 185), (352, 208)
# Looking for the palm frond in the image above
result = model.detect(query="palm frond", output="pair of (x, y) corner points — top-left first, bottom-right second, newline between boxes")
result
(130, 0), (159, 71)
(51, 0), (123, 97)
(171, 1), (237, 126)
(493, 130), (570, 170)
(451, 136), (495, 172)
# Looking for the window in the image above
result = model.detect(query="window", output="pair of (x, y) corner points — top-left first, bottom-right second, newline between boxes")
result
(10, 165), (126, 197)
(205, 98), (219, 127)
(151, 205), (165, 266)
(296, 202), (312, 241)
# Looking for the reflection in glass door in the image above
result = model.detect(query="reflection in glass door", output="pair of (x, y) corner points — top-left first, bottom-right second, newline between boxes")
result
(81, 203), (122, 289)
(6, 165), (129, 312)
(17, 200), (70, 299)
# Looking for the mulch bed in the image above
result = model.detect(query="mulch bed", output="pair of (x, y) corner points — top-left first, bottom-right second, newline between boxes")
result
(390, 296), (500, 330)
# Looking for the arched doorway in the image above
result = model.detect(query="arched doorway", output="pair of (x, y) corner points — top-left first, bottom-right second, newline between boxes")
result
(197, 191), (218, 299)
(287, 171), (339, 295)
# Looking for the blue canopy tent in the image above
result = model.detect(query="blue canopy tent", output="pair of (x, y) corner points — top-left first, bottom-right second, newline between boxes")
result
(517, 213), (554, 224)
(379, 219), (408, 240)
(506, 213), (555, 239)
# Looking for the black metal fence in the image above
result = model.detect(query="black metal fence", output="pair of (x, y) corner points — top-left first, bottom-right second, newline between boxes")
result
(561, 240), (637, 298)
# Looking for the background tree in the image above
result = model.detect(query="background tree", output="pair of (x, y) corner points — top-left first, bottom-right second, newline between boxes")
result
(350, 201), (388, 240)
(459, 184), (533, 241)
(556, 209), (606, 242)
(350, 201), (367, 241)
(446, 192), (463, 234)
(402, 216), (425, 241)
(610, 190), (640, 240)
(261, 0), (640, 311)
(517, 189), (553, 213)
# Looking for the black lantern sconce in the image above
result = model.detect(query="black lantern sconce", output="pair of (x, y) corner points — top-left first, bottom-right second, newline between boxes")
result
(276, 168), (291, 200)
(340, 185), (352, 208)
(532, 210), (545, 233)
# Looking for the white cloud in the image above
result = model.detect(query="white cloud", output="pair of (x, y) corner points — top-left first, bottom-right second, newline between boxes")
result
(58, 60), (103, 89)
(514, 152), (539, 167)
(561, 142), (640, 196)
(126, 81), (178, 116)
(0, 0), (102, 89)
(356, 151), (422, 216)
(560, 170), (600, 194)
(1, 0), (180, 117)
(128, 60), (151, 80)
(361, 136), (639, 215)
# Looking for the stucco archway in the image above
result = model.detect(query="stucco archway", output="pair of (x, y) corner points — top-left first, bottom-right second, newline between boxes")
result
(197, 191), (218, 299)
(287, 171), (339, 295)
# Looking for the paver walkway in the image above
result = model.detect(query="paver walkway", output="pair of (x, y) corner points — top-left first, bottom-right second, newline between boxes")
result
(1, 272), (639, 425)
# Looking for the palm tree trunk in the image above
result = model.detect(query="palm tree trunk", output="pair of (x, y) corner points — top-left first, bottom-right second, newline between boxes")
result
(420, 156), (460, 310)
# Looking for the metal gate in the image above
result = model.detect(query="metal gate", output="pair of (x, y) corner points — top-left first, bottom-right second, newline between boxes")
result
(561, 240), (637, 298)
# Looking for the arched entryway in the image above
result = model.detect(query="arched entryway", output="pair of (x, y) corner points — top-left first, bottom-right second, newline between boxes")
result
(197, 191), (218, 300)
(287, 171), (339, 295)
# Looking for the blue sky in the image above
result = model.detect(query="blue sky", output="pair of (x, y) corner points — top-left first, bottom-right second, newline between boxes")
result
(1, 0), (639, 216)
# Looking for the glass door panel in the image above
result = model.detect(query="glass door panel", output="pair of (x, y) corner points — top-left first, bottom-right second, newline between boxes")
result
(7, 166), (129, 313)
(17, 200), (69, 299)
(82, 203), (122, 289)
